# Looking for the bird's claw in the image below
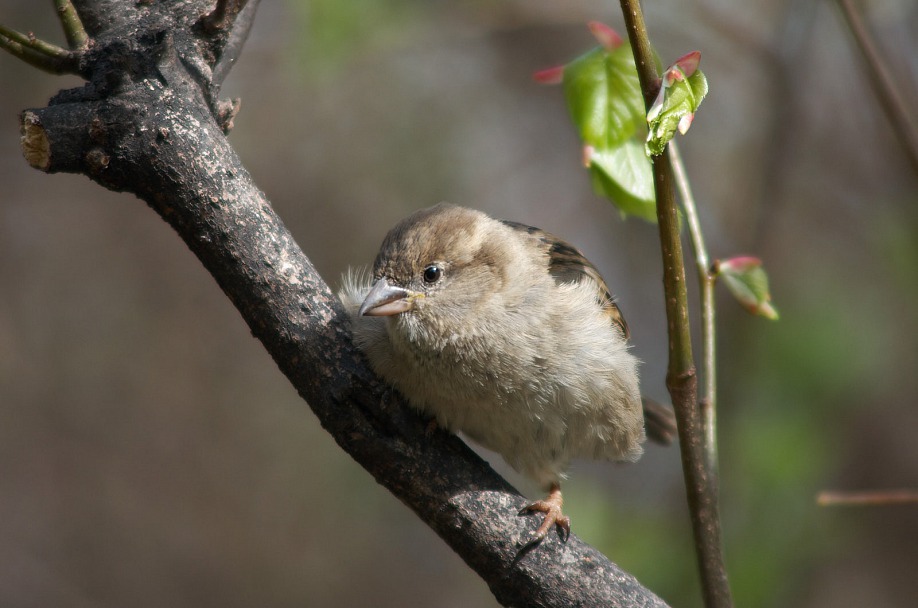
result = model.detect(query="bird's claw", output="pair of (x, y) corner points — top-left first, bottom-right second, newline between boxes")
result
(423, 417), (439, 437)
(519, 485), (570, 547)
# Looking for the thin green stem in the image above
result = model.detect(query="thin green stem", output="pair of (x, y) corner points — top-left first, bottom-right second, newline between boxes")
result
(53, 0), (89, 49)
(670, 140), (718, 479)
(619, 1), (733, 607)
(0, 24), (80, 74)
(0, 23), (72, 59)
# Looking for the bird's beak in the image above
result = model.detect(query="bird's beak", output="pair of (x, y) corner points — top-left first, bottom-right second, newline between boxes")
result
(359, 277), (415, 316)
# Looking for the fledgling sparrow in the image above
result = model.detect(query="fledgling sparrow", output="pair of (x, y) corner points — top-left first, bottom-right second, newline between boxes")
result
(340, 203), (673, 545)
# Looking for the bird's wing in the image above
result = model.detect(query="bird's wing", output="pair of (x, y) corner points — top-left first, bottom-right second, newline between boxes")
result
(500, 220), (630, 340)
(501, 220), (679, 446)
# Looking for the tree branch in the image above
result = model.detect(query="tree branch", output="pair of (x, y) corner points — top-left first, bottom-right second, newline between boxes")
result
(54, 0), (90, 49)
(8, 2), (667, 606)
(834, 0), (918, 177)
(618, 1), (733, 607)
(195, 0), (261, 87)
(0, 23), (81, 74)
(670, 141), (719, 481)
(818, 489), (918, 506)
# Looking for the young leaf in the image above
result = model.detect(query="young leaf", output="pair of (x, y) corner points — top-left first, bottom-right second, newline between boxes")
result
(533, 22), (663, 221)
(646, 52), (708, 156)
(587, 20), (624, 51)
(716, 256), (779, 320)
(586, 142), (656, 222)
(563, 44), (646, 150)
(533, 65), (565, 84)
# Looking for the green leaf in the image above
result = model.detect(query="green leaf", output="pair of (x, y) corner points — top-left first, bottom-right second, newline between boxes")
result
(563, 46), (646, 150)
(560, 41), (655, 220)
(646, 54), (708, 156)
(716, 257), (779, 320)
(689, 68), (709, 101)
(587, 142), (656, 222)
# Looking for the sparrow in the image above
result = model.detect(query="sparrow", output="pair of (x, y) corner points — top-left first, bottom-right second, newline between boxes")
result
(340, 203), (674, 545)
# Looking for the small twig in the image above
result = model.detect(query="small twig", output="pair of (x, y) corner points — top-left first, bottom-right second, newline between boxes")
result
(670, 140), (718, 479)
(818, 490), (918, 507)
(0, 24), (73, 58)
(53, 0), (89, 49)
(0, 24), (80, 74)
(201, 0), (248, 34)
(210, 0), (261, 87)
(618, 2), (734, 607)
(834, 0), (918, 177)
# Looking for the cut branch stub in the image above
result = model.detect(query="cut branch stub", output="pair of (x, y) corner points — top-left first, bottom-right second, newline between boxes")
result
(20, 111), (51, 171)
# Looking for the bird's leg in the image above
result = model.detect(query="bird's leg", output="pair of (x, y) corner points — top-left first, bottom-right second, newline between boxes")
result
(519, 482), (571, 545)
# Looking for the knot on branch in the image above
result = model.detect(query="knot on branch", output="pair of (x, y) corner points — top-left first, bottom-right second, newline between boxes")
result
(85, 147), (110, 174)
(81, 27), (173, 97)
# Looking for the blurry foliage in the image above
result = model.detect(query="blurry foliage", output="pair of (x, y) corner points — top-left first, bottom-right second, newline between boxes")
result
(290, 0), (428, 81)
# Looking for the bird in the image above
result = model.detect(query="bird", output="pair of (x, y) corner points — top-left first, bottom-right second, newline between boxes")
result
(339, 203), (674, 545)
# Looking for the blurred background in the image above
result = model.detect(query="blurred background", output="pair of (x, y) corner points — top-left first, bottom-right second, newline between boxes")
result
(1, 1), (917, 606)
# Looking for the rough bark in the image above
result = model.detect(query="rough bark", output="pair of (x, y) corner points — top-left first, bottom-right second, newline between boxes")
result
(14, 2), (668, 606)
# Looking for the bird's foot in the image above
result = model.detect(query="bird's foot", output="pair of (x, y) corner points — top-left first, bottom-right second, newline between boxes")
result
(423, 417), (440, 437)
(519, 484), (570, 547)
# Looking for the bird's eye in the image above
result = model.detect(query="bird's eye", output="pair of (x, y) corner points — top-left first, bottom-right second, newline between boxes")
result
(423, 265), (442, 284)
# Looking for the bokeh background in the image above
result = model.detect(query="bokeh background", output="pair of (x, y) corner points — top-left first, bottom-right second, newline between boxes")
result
(2, 1), (917, 606)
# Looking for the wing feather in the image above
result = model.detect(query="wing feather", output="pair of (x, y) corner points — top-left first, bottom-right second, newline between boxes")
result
(500, 220), (630, 339)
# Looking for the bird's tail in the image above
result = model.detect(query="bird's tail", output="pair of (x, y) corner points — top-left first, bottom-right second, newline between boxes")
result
(642, 397), (678, 445)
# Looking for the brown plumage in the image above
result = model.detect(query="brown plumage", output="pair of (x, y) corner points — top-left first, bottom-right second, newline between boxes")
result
(500, 220), (675, 445)
(340, 203), (674, 545)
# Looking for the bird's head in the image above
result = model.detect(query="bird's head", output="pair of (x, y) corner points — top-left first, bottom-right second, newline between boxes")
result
(358, 203), (518, 334)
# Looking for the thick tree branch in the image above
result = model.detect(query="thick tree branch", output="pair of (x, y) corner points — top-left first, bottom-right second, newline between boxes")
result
(10, 2), (667, 606)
